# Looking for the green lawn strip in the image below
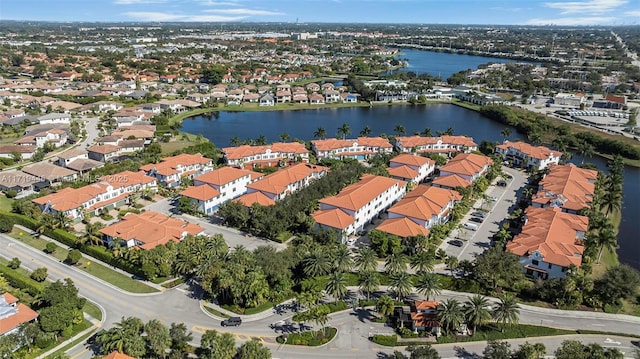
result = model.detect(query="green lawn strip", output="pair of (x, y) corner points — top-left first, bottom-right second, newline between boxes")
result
(49, 326), (98, 358)
(221, 301), (276, 315)
(277, 327), (337, 346)
(0, 257), (33, 277)
(161, 277), (185, 288)
(77, 260), (158, 294)
(83, 301), (103, 321)
(203, 305), (231, 319)
(10, 229), (68, 261)
(0, 195), (13, 211)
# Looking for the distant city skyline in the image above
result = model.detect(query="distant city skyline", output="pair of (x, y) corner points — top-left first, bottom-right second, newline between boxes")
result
(1, 0), (639, 26)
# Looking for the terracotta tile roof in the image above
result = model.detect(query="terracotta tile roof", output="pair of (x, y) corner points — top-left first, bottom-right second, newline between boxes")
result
(432, 174), (472, 188)
(506, 207), (588, 267)
(180, 185), (220, 201)
(311, 208), (355, 230)
(311, 138), (355, 151)
(247, 163), (328, 196)
(0, 144), (37, 154)
(390, 153), (433, 167)
(222, 142), (308, 160)
(0, 293), (39, 336)
(103, 352), (136, 359)
(410, 312), (440, 328)
(387, 165), (419, 180)
(414, 300), (438, 311)
(440, 153), (493, 177)
(376, 217), (429, 238)
(532, 164), (597, 211)
(194, 167), (262, 186)
(88, 144), (120, 154)
(319, 174), (404, 211)
(396, 135), (477, 149)
(497, 141), (562, 160)
(100, 211), (204, 250)
(357, 136), (393, 148)
(388, 185), (461, 221)
(140, 153), (212, 176)
(233, 191), (276, 207)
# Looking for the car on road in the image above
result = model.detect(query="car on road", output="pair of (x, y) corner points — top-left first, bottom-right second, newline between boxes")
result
(221, 317), (242, 327)
(471, 211), (487, 218)
(448, 239), (464, 247)
(469, 217), (483, 223)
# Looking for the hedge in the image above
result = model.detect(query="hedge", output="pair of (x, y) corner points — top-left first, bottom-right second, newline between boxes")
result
(371, 334), (398, 346)
(0, 265), (44, 296)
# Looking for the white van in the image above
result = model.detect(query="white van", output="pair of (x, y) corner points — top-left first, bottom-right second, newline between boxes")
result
(463, 222), (479, 231)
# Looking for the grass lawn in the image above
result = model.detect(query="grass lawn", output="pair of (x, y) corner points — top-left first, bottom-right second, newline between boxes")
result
(0, 194), (13, 212)
(77, 260), (158, 294)
(160, 139), (194, 154)
(203, 305), (230, 319)
(10, 229), (68, 261)
(83, 301), (103, 321)
(0, 256), (33, 277)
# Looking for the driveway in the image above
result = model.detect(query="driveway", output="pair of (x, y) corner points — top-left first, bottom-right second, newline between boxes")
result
(143, 198), (287, 251)
(441, 167), (529, 262)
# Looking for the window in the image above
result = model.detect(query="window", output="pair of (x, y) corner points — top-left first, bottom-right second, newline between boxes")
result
(532, 260), (539, 265)
(548, 263), (552, 269)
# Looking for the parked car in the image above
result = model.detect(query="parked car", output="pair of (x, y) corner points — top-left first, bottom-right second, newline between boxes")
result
(487, 196), (498, 201)
(448, 239), (464, 247)
(471, 211), (487, 218)
(469, 217), (483, 223)
(221, 317), (242, 327)
(463, 222), (479, 231)
(497, 180), (507, 187)
(504, 174), (513, 179)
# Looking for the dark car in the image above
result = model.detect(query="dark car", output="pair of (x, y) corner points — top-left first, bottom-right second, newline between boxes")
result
(470, 211), (486, 218)
(497, 180), (507, 187)
(448, 239), (464, 247)
(221, 317), (242, 327)
(469, 217), (484, 223)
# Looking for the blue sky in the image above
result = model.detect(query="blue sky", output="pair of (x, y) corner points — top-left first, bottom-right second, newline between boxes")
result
(1, 0), (639, 25)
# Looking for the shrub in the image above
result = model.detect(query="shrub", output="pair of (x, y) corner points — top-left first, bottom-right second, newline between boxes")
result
(65, 249), (82, 265)
(0, 264), (43, 295)
(7, 257), (21, 269)
(0, 215), (15, 233)
(44, 242), (58, 254)
(5, 190), (17, 198)
(372, 334), (398, 346)
(30, 267), (48, 282)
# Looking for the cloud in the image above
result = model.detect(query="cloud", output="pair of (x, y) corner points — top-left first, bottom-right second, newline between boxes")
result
(526, 16), (616, 25)
(198, 0), (240, 5)
(624, 10), (640, 17)
(123, 11), (245, 21)
(543, 0), (627, 14)
(114, 0), (167, 4)
(203, 8), (284, 15)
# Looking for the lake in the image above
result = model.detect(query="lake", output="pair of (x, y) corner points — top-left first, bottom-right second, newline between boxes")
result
(181, 104), (640, 270)
(395, 48), (534, 80)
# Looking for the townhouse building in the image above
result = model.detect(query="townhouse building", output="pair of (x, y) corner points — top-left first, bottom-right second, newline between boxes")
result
(14, 128), (67, 148)
(531, 164), (597, 214)
(438, 153), (493, 182)
(495, 141), (562, 170)
(140, 153), (213, 187)
(33, 171), (157, 221)
(100, 211), (205, 250)
(384, 185), (462, 230)
(312, 174), (406, 240)
(179, 166), (263, 215)
(394, 135), (478, 155)
(311, 137), (393, 161)
(222, 142), (309, 169)
(387, 153), (435, 184)
(506, 207), (588, 279)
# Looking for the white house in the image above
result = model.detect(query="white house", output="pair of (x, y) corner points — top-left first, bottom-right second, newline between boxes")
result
(387, 153), (435, 184)
(311, 137), (393, 161)
(438, 153), (493, 182)
(387, 185), (462, 229)
(37, 112), (71, 124)
(495, 141), (562, 170)
(394, 135), (478, 155)
(140, 153), (213, 187)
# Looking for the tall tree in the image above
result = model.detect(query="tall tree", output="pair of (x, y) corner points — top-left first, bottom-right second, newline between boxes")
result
(482, 340), (512, 359)
(358, 271), (380, 300)
(325, 272), (348, 302)
(500, 128), (511, 141)
(360, 126), (372, 137)
(169, 322), (193, 354)
(421, 128), (433, 137)
(200, 330), (236, 359)
(463, 295), (491, 335)
(333, 245), (353, 273)
(356, 247), (378, 272)
(411, 251), (435, 273)
(492, 294), (519, 331)
(313, 127), (327, 139)
(303, 249), (332, 277)
(145, 319), (171, 359)
(389, 271), (413, 301)
(385, 250), (409, 274)
(376, 294), (395, 317)
(436, 299), (464, 336)
(337, 123), (351, 139)
(414, 272), (442, 301)
(238, 338), (271, 359)
(393, 124), (406, 136)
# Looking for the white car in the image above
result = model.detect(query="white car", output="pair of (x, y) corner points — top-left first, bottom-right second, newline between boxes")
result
(604, 338), (621, 345)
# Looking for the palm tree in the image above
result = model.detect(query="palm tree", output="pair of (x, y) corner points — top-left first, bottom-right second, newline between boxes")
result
(337, 123), (351, 139)
(385, 250), (409, 274)
(333, 245), (353, 273)
(421, 128), (433, 137)
(81, 222), (104, 247)
(500, 128), (511, 141)
(279, 133), (290, 142)
(411, 251), (435, 273)
(436, 298), (465, 336)
(358, 271), (380, 300)
(376, 294), (395, 317)
(325, 272), (348, 302)
(463, 295), (491, 335)
(359, 126), (372, 137)
(577, 141), (594, 164)
(528, 131), (542, 145)
(601, 183), (622, 218)
(356, 247), (378, 272)
(313, 127), (327, 140)
(389, 271), (413, 301)
(445, 255), (459, 275)
(595, 225), (618, 263)
(414, 272), (442, 300)
(303, 249), (332, 277)
(393, 124), (406, 136)
(492, 294), (520, 331)
(230, 136), (241, 146)
(36, 213), (57, 236)
(254, 134), (267, 145)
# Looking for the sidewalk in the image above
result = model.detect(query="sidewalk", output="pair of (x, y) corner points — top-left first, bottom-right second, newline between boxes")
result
(15, 224), (165, 292)
(202, 298), (296, 322)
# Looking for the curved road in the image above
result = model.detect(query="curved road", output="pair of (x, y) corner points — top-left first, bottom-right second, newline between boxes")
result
(1, 233), (639, 359)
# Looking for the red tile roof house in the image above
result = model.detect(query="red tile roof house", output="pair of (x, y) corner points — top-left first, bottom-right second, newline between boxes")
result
(222, 142), (309, 169)
(235, 163), (329, 206)
(394, 135), (478, 156)
(387, 153), (435, 184)
(33, 171), (157, 222)
(179, 167), (263, 215)
(311, 137), (393, 161)
(410, 300), (441, 335)
(312, 174), (406, 242)
(103, 352), (135, 359)
(506, 207), (588, 279)
(495, 141), (562, 171)
(384, 185), (462, 230)
(438, 153), (493, 182)
(0, 292), (39, 338)
(531, 164), (597, 215)
(140, 153), (213, 187)
(100, 211), (205, 250)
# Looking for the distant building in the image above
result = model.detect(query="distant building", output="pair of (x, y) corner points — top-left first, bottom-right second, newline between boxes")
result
(222, 142), (309, 169)
(311, 137), (393, 161)
(531, 164), (597, 214)
(140, 153), (213, 187)
(495, 141), (561, 170)
(394, 135), (477, 156)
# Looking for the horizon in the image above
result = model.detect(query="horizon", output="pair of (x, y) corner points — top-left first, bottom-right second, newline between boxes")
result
(1, 0), (639, 26)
